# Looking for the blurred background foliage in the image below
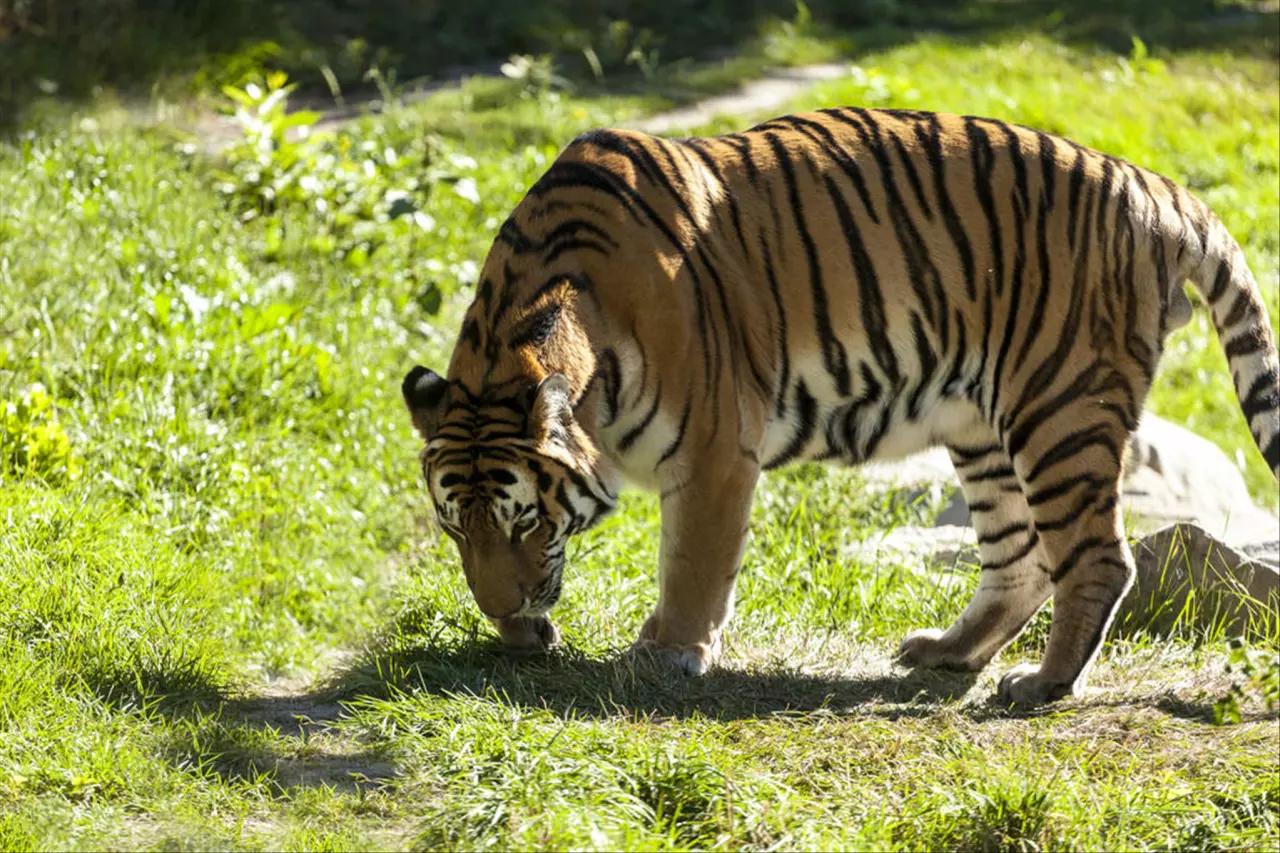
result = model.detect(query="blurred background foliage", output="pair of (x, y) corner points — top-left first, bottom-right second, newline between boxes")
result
(1, 0), (1276, 124)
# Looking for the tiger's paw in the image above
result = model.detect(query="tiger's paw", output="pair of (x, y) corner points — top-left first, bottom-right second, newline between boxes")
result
(629, 613), (716, 675)
(895, 629), (986, 672)
(626, 639), (712, 676)
(492, 614), (561, 652)
(996, 664), (1075, 707)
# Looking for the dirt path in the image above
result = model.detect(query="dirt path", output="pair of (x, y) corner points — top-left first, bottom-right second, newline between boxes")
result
(629, 63), (847, 134)
(184, 61), (850, 153)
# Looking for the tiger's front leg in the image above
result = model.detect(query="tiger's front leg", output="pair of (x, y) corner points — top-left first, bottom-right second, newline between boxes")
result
(634, 457), (761, 674)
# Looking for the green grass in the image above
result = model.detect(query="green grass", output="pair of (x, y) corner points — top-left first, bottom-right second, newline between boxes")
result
(1, 23), (1278, 853)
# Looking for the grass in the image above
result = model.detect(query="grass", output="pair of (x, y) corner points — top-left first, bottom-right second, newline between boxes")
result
(1, 16), (1278, 853)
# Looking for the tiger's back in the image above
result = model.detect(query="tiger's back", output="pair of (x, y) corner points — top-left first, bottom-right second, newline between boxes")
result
(406, 107), (1279, 705)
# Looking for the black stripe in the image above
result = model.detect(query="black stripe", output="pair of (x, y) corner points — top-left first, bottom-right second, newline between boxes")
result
(1008, 181), (1095, 426)
(1050, 535), (1115, 583)
(989, 125), (1030, 419)
(1208, 260), (1231, 302)
(1222, 291), (1252, 328)
(840, 361), (884, 460)
(1035, 488), (1114, 532)
(1023, 423), (1120, 484)
(1224, 332), (1266, 360)
(657, 392), (693, 467)
(681, 138), (750, 255)
(527, 459), (553, 493)
(967, 464), (1018, 483)
(1240, 370), (1280, 421)
(889, 130), (933, 220)
(824, 173), (899, 385)
(916, 116), (976, 301)
(761, 236), (791, 415)
(722, 133), (761, 187)
(984, 530), (1041, 570)
(544, 238), (612, 264)
(780, 114), (881, 224)
(532, 160), (715, 389)
(827, 109), (945, 330)
(1026, 473), (1109, 507)
(1007, 366), (1100, 460)
(509, 303), (562, 349)
(964, 117), (1006, 297)
(1065, 145), (1087, 249)
(618, 381), (663, 452)
(950, 443), (1003, 465)
(460, 318), (481, 351)
(594, 348), (622, 425)
(769, 133), (851, 396)
(1003, 125), (1031, 216)
(1012, 134), (1057, 373)
(907, 312), (938, 419)
(978, 520), (1032, 547)
(764, 380), (817, 469)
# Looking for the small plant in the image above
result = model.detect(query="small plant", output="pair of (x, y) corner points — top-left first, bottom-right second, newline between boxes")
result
(216, 70), (324, 217)
(559, 20), (661, 84)
(499, 54), (572, 100)
(214, 69), (452, 294)
(1213, 638), (1279, 724)
(1, 384), (80, 484)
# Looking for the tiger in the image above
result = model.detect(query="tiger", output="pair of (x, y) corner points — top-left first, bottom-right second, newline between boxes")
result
(402, 107), (1280, 706)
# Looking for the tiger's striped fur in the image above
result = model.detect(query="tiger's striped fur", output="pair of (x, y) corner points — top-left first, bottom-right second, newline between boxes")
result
(403, 107), (1280, 705)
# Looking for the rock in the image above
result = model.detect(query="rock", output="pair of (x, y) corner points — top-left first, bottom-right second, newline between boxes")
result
(847, 520), (1278, 639)
(845, 524), (978, 572)
(1119, 522), (1279, 638)
(1120, 414), (1279, 542)
(860, 413), (1278, 545)
(1241, 539), (1279, 570)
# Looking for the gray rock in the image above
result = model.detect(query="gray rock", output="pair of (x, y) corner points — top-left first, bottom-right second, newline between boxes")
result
(845, 524), (979, 572)
(1120, 415), (1279, 543)
(1119, 522), (1279, 638)
(860, 413), (1278, 545)
(847, 521), (1278, 639)
(1241, 539), (1279, 570)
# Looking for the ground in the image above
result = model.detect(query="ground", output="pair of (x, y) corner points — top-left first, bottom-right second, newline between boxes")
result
(0, 9), (1278, 852)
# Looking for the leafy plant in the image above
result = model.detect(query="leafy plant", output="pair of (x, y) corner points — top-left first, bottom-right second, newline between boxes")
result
(1213, 638), (1280, 724)
(214, 69), (453, 283)
(1, 384), (80, 484)
(214, 70), (326, 218)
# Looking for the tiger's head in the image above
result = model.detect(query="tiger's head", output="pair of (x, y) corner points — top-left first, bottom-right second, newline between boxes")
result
(402, 364), (616, 648)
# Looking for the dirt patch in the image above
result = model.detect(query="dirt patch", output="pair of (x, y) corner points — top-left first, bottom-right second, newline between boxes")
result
(629, 63), (848, 134)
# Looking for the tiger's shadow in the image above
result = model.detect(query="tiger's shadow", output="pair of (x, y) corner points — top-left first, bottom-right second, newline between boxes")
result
(320, 636), (994, 722)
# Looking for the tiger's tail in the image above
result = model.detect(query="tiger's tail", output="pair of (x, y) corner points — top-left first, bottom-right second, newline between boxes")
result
(1185, 209), (1280, 480)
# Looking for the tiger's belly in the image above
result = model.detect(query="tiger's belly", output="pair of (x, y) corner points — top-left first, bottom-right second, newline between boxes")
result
(759, 357), (982, 470)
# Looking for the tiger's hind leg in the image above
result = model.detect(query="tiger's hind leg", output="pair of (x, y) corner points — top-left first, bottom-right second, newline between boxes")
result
(897, 437), (1052, 672)
(996, 404), (1136, 706)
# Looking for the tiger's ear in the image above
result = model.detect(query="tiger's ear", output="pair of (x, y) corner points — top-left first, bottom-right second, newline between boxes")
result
(527, 373), (574, 440)
(402, 365), (449, 440)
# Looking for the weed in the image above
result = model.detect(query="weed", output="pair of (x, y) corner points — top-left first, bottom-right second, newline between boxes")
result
(1213, 638), (1280, 723)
